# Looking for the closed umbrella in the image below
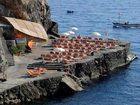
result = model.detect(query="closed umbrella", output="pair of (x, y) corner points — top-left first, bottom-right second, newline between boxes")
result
(104, 32), (109, 36)
(62, 32), (71, 36)
(71, 27), (78, 31)
(67, 31), (75, 35)
(91, 32), (101, 36)
(54, 48), (66, 52)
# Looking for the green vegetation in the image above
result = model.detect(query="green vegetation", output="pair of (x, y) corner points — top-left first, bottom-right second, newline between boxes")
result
(9, 44), (26, 55)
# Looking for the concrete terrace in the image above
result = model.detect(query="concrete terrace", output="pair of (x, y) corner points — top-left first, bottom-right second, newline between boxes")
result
(0, 42), (65, 93)
(0, 36), (135, 94)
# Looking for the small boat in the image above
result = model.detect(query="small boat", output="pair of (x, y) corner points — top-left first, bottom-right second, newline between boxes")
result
(26, 68), (48, 76)
(113, 21), (140, 28)
(113, 13), (140, 28)
(67, 10), (74, 14)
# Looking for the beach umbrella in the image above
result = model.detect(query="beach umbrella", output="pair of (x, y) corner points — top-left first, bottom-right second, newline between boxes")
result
(62, 32), (71, 36)
(71, 27), (78, 31)
(91, 32), (101, 36)
(67, 31), (75, 35)
(54, 48), (66, 52)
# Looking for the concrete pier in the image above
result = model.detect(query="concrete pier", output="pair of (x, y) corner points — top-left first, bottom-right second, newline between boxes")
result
(0, 39), (136, 104)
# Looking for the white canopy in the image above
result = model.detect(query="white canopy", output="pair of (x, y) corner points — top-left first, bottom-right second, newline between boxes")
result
(2, 16), (48, 41)
(92, 32), (101, 36)
(70, 27), (78, 31)
(54, 48), (66, 52)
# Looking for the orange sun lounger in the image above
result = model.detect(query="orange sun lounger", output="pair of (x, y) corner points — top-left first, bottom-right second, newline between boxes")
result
(26, 68), (48, 76)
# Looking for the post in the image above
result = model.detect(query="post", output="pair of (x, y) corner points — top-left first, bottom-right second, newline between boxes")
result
(119, 13), (121, 23)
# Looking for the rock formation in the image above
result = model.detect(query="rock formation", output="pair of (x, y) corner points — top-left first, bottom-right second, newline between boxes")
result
(0, 0), (59, 38)
(0, 77), (62, 105)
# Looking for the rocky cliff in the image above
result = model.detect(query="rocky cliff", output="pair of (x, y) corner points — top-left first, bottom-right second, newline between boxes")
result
(0, 0), (59, 38)
(0, 77), (62, 105)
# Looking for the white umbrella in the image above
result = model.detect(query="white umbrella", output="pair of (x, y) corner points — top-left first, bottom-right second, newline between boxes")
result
(62, 32), (71, 36)
(67, 31), (75, 35)
(54, 48), (66, 52)
(71, 27), (78, 31)
(91, 32), (101, 36)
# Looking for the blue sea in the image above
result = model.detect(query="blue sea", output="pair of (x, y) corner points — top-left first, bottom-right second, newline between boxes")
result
(30, 0), (140, 105)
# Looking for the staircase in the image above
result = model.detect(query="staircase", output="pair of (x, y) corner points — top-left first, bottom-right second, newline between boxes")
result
(27, 62), (65, 71)
(62, 75), (83, 91)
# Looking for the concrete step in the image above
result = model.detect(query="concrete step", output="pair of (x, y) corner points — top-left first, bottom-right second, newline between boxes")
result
(27, 65), (64, 70)
(27, 62), (65, 70)
(62, 75), (83, 91)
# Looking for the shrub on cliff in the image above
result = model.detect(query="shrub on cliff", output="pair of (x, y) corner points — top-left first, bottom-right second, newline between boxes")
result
(9, 44), (26, 55)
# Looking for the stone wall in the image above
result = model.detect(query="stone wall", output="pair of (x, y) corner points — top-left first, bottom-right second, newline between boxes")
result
(0, 76), (62, 105)
(0, 29), (14, 67)
(67, 46), (129, 82)
(0, 29), (8, 73)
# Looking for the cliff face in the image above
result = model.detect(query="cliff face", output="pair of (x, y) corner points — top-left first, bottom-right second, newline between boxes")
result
(67, 43), (130, 83)
(0, 0), (58, 37)
(0, 77), (62, 105)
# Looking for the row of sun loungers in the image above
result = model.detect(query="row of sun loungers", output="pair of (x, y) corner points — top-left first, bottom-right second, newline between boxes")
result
(41, 35), (119, 64)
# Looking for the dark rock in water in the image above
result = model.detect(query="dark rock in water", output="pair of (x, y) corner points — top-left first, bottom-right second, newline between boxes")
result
(54, 82), (75, 98)
(0, 0), (59, 38)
